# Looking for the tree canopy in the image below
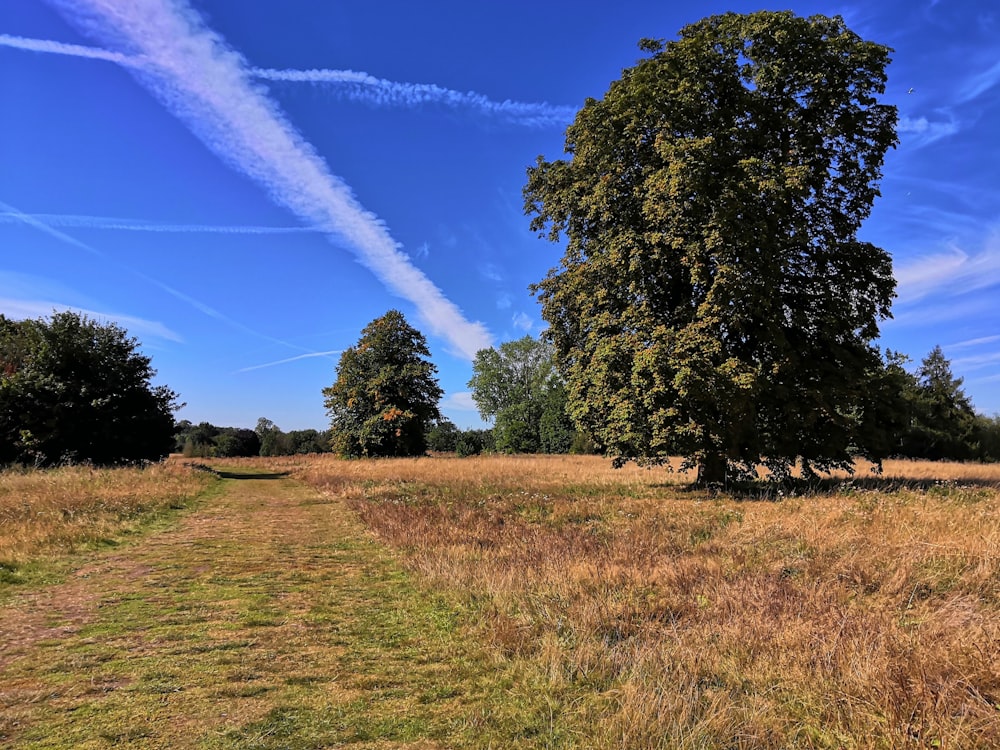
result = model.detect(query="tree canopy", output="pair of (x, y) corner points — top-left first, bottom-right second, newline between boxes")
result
(468, 335), (574, 453)
(525, 11), (898, 482)
(323, 310), (442, 457)
(1, 311), (178, 466)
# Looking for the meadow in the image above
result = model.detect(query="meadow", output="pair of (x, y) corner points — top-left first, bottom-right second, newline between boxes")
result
(2, 454), (999, 748)
(287, 454), (1000, 748)
(0, 461), (215, 592)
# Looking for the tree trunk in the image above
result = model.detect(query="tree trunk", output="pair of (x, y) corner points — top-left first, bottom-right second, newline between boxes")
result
(696, 452), (727, 486)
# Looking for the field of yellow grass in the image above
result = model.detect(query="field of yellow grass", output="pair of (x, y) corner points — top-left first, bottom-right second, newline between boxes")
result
(0, 461), (215, 573)
(4, 453), (999, 747)
(265, 453), (1000, 748)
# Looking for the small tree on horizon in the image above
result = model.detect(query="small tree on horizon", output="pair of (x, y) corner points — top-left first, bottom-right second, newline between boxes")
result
(323, 310), (443, 458)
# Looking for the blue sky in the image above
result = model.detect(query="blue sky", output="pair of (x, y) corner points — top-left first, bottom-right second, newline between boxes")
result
(2, 0), (999, 431)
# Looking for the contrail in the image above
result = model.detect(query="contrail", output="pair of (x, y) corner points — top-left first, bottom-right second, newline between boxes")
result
(236, 350), (343, 374)
(252, 67), (576, 128)
(0, 33), (575, 129)
(0, 199), (311, 354)
(0, 32), (140, 66)
(42, 0), (493, 360)
(0, 211), (325, 235)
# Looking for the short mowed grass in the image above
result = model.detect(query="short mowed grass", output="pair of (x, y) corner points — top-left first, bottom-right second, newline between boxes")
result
(3, 454), (1000, 748)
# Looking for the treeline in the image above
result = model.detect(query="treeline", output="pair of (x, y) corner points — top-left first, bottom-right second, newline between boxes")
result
(174, 418), (331, 458)
(889, 347), (1000, 462)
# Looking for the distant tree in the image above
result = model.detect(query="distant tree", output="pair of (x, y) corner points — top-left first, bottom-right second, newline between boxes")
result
(214, 427), (261, 458)
(525, 12), (898, 482)
(173, 419), (193, 453)
(900, 346), (977, 460)
(287, 429), (328, 454)
(455, 428), (495, 457)
(323, 310), (443, 457)
(468, 335), (573, 453)
(256, 417), (294, 457)
(0, 311), (178, 466)
(425, 418), (461, 452)
(973, 414), (1000, 462)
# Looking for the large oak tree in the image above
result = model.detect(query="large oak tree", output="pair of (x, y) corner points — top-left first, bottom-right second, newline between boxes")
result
(525, 12), (899, 483)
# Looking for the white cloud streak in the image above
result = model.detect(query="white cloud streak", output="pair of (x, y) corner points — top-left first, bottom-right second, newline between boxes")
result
(43, 0), (493, 360)
(0, 297), (183, 343)
(0, 32), (138, 66)
(252, 67), (576, 128)
(1, 33), (575, 130)
(946, 335), (1000, 350)
(236, 350), (342, 373)
(0, 211), (323, 234)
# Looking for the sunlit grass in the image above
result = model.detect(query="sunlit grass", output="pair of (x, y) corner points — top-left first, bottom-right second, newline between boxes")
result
(285, 452), (1000, 748)
(0, 460), (215, 575)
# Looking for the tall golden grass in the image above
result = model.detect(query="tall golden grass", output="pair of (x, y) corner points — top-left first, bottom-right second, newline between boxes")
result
(283, 453), (1000, 748)
(0, 461), (214, 567)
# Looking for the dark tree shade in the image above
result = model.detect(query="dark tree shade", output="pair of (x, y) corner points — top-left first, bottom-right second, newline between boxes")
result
(323, 310), (442, 457)
(525, 12), (898, 483)
(0, 311), (179, 466)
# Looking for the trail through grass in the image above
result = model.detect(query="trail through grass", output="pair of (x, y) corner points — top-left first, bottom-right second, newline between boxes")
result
(0, 467), (560, 749)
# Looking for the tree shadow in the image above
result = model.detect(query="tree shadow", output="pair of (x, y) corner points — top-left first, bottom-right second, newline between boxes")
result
(183, 462), (289, 480)
(215, 470), (290, 480)
(662, 474), (1000, 501)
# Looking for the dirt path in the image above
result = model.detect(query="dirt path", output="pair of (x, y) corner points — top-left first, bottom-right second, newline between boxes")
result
(0, 469), (513, 749)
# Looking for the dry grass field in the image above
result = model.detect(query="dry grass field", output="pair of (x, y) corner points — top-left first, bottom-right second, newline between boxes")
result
(2, 454), (999, 747)
(0, 461), (215, 580)
(264, 453), (1000, 748)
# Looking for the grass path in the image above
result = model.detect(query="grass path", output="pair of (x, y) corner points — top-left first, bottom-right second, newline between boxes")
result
(0, 468), (553, 749)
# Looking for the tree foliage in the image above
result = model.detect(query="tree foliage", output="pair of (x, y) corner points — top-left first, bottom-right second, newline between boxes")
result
(323, 310), (442, 457)
(0, 311), (178, 466)
(468, 335), (574, 453)
(525, 12), (898, 482)
(899, 347), (977, 461)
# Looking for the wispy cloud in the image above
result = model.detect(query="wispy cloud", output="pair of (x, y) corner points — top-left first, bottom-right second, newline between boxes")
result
(947, 334), (1000, 350)
(1, 198), (310, 353)
(441, 391), (479, 412)
(0, 296), (183, 343)
(43, 0), (492, 360)
(236, 350), (342, 373)
(0, 211), (323, 234)
(894, 231), (1000, 303)
(897, 113), (960, 147)
(952, 350), (1000, 371)
(958, 56), (1000, 103)
(252, 66), (575, 128)
(512, 312), (533, 332)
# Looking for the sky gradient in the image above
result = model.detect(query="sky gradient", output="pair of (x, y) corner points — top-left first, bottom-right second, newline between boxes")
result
(2, 0), (999, 431)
